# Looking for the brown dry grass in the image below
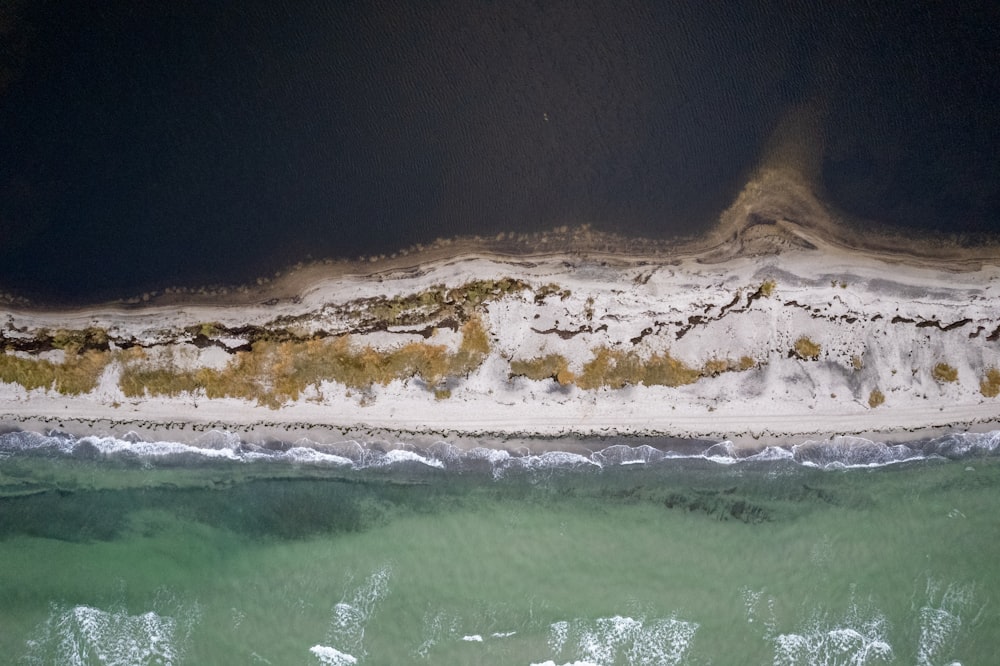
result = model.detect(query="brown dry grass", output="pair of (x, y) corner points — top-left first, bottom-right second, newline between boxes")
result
(793, 336), (821, 360)
(51, 327), (109, 351)
(868, 389), (885, 408)
(350, 278), (532, 325)
(0, 349), (110, 395)
(980, 368), (1000, 398)
(702, 358), (731, 377)
(577, 348), (701, 390)
(932, 362), (958, 383)
(704, 356), (756, 375)
(119, 316), (492, 407)
(510, 354), (575, 385)
(512, 349), (755, 389)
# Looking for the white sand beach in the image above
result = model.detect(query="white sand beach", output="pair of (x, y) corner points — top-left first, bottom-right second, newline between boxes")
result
(3, 171), (999, 449)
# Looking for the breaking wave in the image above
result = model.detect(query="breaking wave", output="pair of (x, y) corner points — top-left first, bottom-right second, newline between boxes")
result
(22, 599), (200, 666)
(536, 614), (698, 666)
(0, 428), (998, 476)
(318, 565), (392, 664)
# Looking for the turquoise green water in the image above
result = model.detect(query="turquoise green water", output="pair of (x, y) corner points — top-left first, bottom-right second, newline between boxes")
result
(1, 444), (998, 665)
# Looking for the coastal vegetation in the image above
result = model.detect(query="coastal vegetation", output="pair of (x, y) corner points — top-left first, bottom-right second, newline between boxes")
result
(0, 349), (110, 395)
(344, 278), (550, 327)
(792, 336), (821, 360)
(981, 368), (1000, 397)
(510, 350), (755, 389)
(119, 316), (490, 407)
(510, 354), (575, 385)
(932, 362), (959, 383)
(868, 389), (885, 408)
(578, 348), (701, 389)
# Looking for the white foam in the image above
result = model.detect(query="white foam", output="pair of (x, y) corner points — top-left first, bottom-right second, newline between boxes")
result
(371, 448), (444, 468)
(3, 428), (999, 474)
(772, 601), (893, 666)
(461, 634), (483, 642)
(519, 451), (601, 471)
(543, 614), (697, 666)
(927, 430), (1000, 458)
(324, 565), (392, 661)
(466, 446), (513, 464)
(916, 579), (976, 666)
(414, 610), (460, 659)
(774, 628), (893, 666)
(24, 604), (183, 666)
(792, 436), (925, 469)
(591, 444), (666, 466)
(310, 644), (358, 665)
(280, 446), (353, 466)
(83, 435), (243, 460)
(745, 446), (795, 462)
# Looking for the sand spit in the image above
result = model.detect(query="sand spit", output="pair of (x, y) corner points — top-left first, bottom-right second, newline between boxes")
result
(2, 169), (999, 448)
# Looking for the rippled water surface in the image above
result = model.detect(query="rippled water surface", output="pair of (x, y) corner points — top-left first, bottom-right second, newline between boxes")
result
(2, 429), (998, 664)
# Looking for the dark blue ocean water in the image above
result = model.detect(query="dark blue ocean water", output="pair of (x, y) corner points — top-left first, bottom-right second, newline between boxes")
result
(0, 1), (997, 302)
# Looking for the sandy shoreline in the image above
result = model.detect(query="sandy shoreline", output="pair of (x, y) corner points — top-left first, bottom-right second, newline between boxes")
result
(2, 402), (999, 454)
(2, 169), (999, 451)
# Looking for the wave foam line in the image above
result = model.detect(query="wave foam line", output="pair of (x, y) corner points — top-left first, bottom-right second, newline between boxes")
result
(1, 429), (998, 473)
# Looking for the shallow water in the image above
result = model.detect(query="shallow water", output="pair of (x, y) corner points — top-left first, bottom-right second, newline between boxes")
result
(1, 430), (998, 665)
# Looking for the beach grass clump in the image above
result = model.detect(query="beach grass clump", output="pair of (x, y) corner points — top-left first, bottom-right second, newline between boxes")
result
(577, 347), (701, 390)
(980, 368), (1000, 397)
(702, 358), (731, 377)
(512, 348), (753, 390)
(533, 283), (571, 303)
(449, 278), (530, 306)
(792, 336), (821, 360)
(931, 362), (958, 383)
(360, 285), (447, 326)
(759, 279), (776, 297)
(346, 278), (532, 326)
(704, 356), (757, 376)
(193, 322), (224, 338)
(51, 327), (110, 352)
(510, 354), (575, 385)
(119, 316), (492, 407)
(0, 349), (110, 395)
(851, 355), (864, 371)
(868, 388), (885, 408)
